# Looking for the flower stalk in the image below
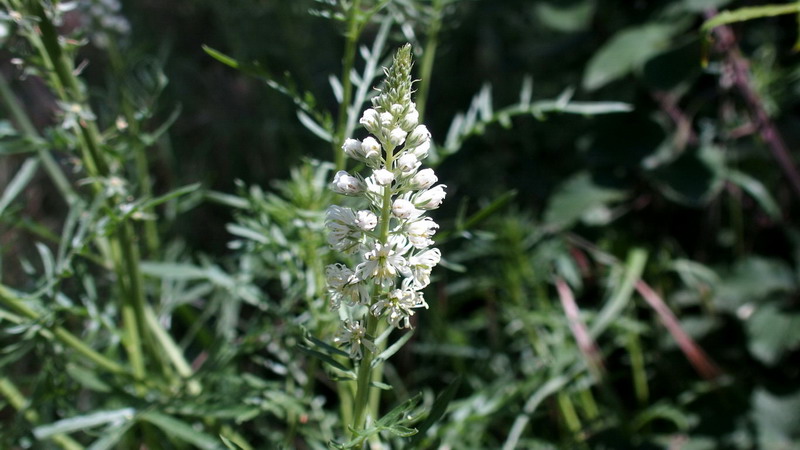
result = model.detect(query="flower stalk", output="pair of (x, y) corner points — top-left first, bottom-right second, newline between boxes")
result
(325, 44), (445, 439)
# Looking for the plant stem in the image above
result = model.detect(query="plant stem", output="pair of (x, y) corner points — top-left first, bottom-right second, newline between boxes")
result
(334, 0), (362, 172)
(350, 312), (380, 438)
(107, 41), (161, 258)
(416, 0), (444, 121)
(0, 284), (128, 375)
(0, 377), (84, 450)
(0, 72), (77, 204)
(350, 135), (397, 439)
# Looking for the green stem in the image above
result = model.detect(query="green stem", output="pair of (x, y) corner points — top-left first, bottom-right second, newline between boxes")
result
(416, 0), (444, 121)
(0, 71), (77, 204)
(107, 41), (161, 257)
(626, 329), (649, 406)
(0, 377), (84, 450)
(334, 0), (362, 172)
(0, 284), (128, 375)
(350, 137), (397, 439)
(350, 312), (380, 438)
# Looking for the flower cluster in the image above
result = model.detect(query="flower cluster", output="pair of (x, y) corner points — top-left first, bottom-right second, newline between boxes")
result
(326, 44), (445, 359)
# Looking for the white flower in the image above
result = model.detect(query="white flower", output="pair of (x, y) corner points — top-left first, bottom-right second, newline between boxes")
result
(389, 127), (407, 147)
(409, 168), (437, 190)
(326, 264), (367, 309)
(354, 210), (378, 231)
(406, 217), (439, 248)
(356, 239), (411, 285)
(390, 103), (404, 116)
(409, 140), (430, 160)
(361, 137), (382, 160)
(342, 138), (362, 159)
(415, 184), (447, 210)
(360, 109), (381, 135)
(396, 153), (420, 174)
(406, 125), (430, 149)
(408, 248), (441, 288)
(326, 206), (361, 253)
(334, 320), (376, 359)
(373, 168), (395, 186)
(400, 107), (419, 132)
(343, 137), (381, 166)
(380, 111), (394, 128)
(331, 171), (365, 196)
(392, 198), (419, 220)
(370, 289), (427, 329)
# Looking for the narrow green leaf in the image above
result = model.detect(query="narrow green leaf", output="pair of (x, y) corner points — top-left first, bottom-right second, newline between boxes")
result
(0, 157), (39, 216)
(296, 344), (353, 374)
(372, 329), (414, 368)
(86, 422), (134, 450)
(34, 408), (136, 439)
(139, 411), (221, 449)
(140, 262), (208, 279)
(370, 380), (392, 390)
(226, 224), (268, 244)
(408, 376), (462, 447)
(141, 105), (182, 146)
(304, 331), (350, 358)
(139, 183), (202, 211)
(590, 248), (648, 338)
(701, 4), (800, 32)
(726, 170), (781, 221)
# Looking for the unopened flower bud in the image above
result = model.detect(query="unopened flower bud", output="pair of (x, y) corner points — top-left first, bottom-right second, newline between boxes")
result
(331, 171), (365, 196)
(410, 140), (430, 159)
(392, 198), (417, 219)
(415, 184), (446, 209)
(360, 109), (381, 135)
(400, 107), (419, 132)
(354, 210), (378, 231)
(390, 103), (404, 116)
(342, 138), (362, 160)
(389, 127), (407, 147)
(406, 124), (430, 149)
(380, 111), (394, 128)
(361, 136), (382, 161)
(396, 153), (420, 174)
(373, 168), (394, 186)
(410, 168), (437, 189)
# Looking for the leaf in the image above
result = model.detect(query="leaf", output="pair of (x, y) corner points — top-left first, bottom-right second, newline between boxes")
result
(647, 146), (724, 207)
(752, 388), (800, 448)
(296, 344), (354, 375)
(86, 422), (134, 450)
(140, 262), (208, 279)
(296, 110), (333, 143)
(139, 411), (222, 449)
(745, 304), (800, 365)
(715, 257), (796, 311)
(140, 105), (182, 146)
(408, 376), (462, 447)
(543, 172), (627, 229)
(34, 408), (136, 439)
(226, 223), (268, 244)
(590, 248), (648, 338)
(583, 24), (680, 91)
(701, 4), (800, 33)
(534, 0), (594, 32)
(138, 183), (202, 211)
(0, 157), (39, 216)
(371, 329), (414, 368)
(726, 170), (781, 221)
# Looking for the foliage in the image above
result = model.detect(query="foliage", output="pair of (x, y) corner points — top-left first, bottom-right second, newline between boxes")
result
(1, 0), (799, 448)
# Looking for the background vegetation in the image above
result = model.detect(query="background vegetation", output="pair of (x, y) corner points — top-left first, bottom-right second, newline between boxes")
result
(1, 0), (799, 448)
